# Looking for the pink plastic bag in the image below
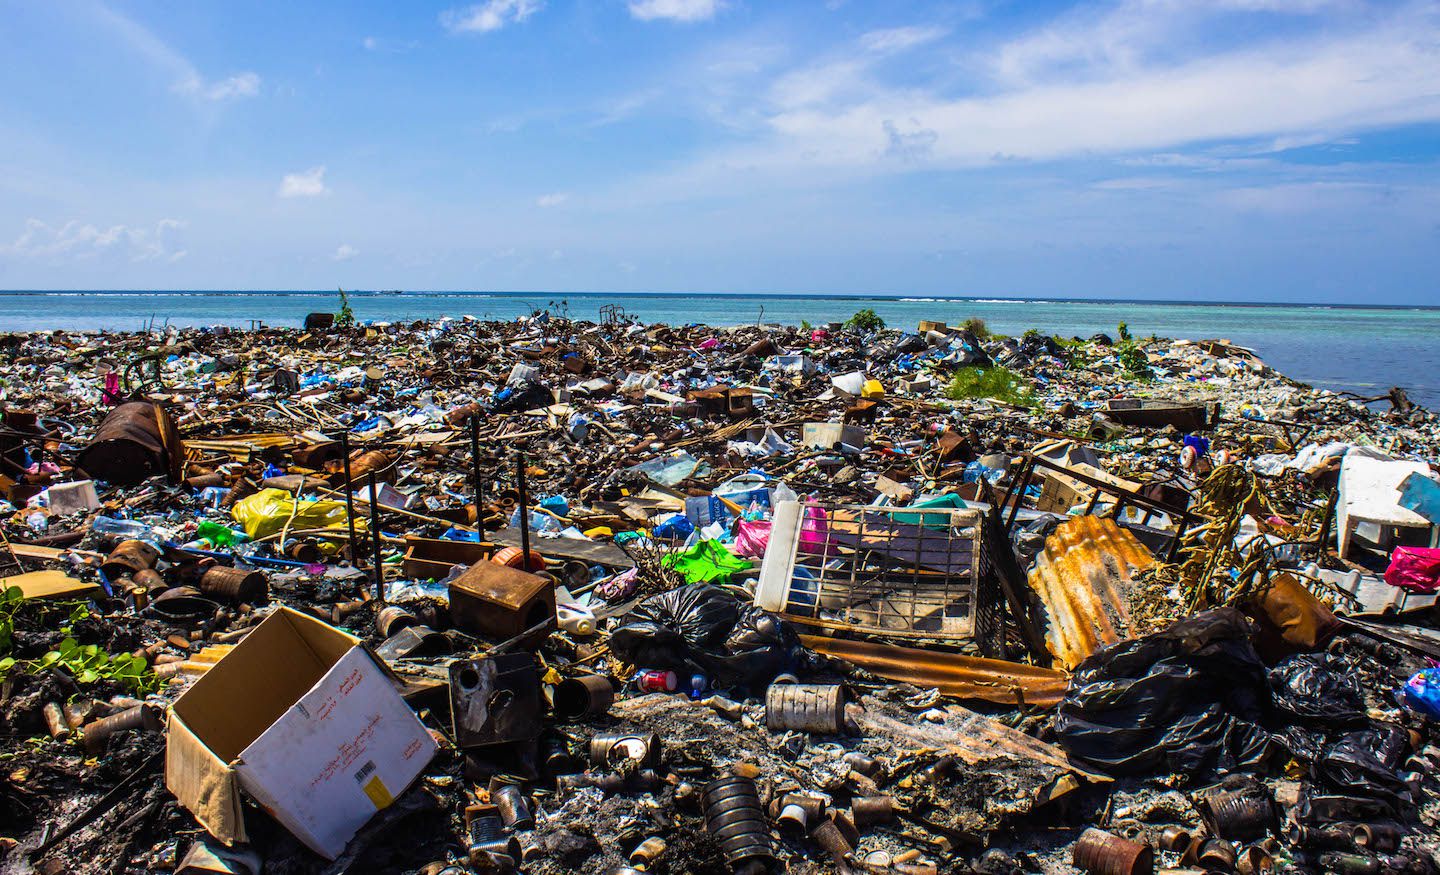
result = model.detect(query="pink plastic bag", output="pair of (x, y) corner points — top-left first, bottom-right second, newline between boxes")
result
(1385, 546), (1440, 593)
(798, 500), (832, 560)
(734, 520), (772, 558)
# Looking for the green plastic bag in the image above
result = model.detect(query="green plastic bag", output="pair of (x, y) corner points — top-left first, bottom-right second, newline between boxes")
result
(662, 539), (752, 585)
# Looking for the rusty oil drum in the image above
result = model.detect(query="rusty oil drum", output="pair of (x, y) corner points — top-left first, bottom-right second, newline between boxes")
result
(75, 402), (179, 486)
(197, 566), (268, 603)
(1073, 828), (1154, 875)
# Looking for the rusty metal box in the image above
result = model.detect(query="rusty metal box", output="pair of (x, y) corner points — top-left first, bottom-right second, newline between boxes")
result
(448, 561), (556, 644)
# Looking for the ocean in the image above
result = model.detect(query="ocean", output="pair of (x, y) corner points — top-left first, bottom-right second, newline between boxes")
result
(1, 290), (1437, 409)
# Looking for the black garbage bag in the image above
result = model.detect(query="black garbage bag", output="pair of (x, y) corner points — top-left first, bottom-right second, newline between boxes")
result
(608, 584), (806, 690)
(1056, 608), (1274, 776)
(1310, 728), (1413, 815)
(1269, 652), (1366, 728)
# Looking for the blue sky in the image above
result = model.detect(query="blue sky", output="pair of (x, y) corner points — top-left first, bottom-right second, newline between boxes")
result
(0, 0), (1437, 303)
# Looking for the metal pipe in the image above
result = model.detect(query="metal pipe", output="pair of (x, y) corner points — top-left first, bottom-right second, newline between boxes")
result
(340, 429), (358, 565)
(470, 414), (484, 523)
(368, 472), (385, 605)
(517, 452), (531, 570)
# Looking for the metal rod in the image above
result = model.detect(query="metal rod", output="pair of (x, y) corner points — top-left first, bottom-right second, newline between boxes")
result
(340, 430), (359, 564)
(517, 452), (531, 570)
(470, 413), (484, 526)
(368, 472), (386, 605)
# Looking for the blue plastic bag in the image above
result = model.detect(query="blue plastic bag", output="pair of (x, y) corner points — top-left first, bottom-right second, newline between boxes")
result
(1400, 667), (1440, 719)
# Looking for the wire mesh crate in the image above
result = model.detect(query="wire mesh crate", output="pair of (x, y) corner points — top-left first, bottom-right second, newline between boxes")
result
(755, 500), (1001, 654)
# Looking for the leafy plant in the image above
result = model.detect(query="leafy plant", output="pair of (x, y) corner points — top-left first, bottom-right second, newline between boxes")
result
(1116, 341), (1152, 379)
(1022, 328), (1042, 341)
(800, 319), (813, 332)
(961, 316), (989, 339)
(945, 366), (1036, 407)
(845, 308), (885, 332)
(0, 589), (157, 694)
(1117, 321), (1132, 342)
(335, 287), (356, 327)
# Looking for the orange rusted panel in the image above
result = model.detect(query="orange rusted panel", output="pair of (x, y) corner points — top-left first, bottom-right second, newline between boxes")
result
(1027, 516), (1155, 670)
(800, 634), (1069, 708)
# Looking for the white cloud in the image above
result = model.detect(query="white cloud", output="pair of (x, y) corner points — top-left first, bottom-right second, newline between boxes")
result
(333, 243), (359, 261)
(858, 26), (949, 55)
(91, 3), (260, 103)
(174, 71), (261, 101)
(627, 0), (724, 23)
(278, 167), (329, 198)
(2, 218), (187, 263)
(536, 192), (569, 207)
(441, 0), (543, 33)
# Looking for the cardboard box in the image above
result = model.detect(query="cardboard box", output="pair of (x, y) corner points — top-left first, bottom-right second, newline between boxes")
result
(167, 608), (437, 860)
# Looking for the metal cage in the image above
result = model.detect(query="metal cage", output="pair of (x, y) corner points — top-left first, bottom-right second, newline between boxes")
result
(756, 500), (1001, 655)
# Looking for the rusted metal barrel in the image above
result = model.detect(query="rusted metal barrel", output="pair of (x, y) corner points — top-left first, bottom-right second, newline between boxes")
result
(589, 731), (660, 768)
(1352, 823), (1402, 853)
(851, 795), (895, 827)
(701, 773), (774, 872)
(1073, 828), (1154, 875)
(554, 675), (614, 721)
(1199, 789), (1275, 842)
(198, 566), (268, 603)
(765, 683), (845, 734)
(1197, 838), (1237, 870)
(76, 402), (178, 486)
(100, 540), (161, 581)
(81, 703), (162, 753)
(1158, 826), (1191, 851)
(132, 568), (168, 593)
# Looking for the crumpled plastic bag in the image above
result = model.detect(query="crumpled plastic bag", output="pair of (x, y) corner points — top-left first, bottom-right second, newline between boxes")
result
(1384, 546), (1440, 593)
(1269, 653), (1366, 727)
(1311, 728), (1412, 815)
(230, 488), (355, 540)
(661, 539), (752, 584)
(1056, 608), (1273, 776)
(733, 520), (772, 558)
(608, 583), (806, 689)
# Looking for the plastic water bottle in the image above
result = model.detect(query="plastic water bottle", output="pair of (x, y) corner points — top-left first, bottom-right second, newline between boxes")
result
(91, 516), (156, 540)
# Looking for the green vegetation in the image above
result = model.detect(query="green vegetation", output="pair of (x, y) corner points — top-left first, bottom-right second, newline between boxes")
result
(1022, 328), (1042, 341)
(1116, 342), (1152, 380)
(845, 308), (885, 332)
(961, 316), (989, 339)
(0, 587), (157, 694)
(800, 319), (813, 332)
(946, 366), (1036, 407)
(1117, 321), (1132, 342)
(336, 287), (356, 327)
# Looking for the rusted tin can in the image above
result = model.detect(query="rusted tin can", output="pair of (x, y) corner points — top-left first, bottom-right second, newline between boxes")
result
(851, 795), (895, 827)
(75, 402), (179, 486)
(1352, 823), (1402, 853)
(765, 683), (845, 734)
(701, 773), (774, 872)
(132, 568), (167, 592)
(1199, 789), (1275, 842)
(810, 818), (853, 859)
(185, 471), (226, 489)
(554, 675), (615, 721)
(344, 450), (394, 486)
(1072, 828), (1154, 875)
(1197, 839), (1237, 870)
(375, 605), (420, 638)
(284, 538), (323, 563)
(81, 703), (162, 753)
(629, 837), (667, 866)
(1158, 826), (1191, 851)
(197, 566), (268, 603)
(493, 784), (534, 830)
(100, 540), (161, 580)
(492, 546), (546, 572)
(589, 731), (661, 768)
(1238, 845), (1275, 875)
(636, 669), (677, 693)
(42, 702), (70, 740)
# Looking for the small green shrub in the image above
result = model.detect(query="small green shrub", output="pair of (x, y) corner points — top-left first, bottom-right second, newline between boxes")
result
(946, 366), (1036, 407)
(961, 316), (989, 339)
(845, 308), (885, 332)
(1116, 342), (1151, 379)
(336, 287), (356, 327)
(1117, 321), (1131, 342)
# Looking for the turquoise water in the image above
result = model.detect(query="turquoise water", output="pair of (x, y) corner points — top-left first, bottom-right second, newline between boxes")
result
(1, 290), (1437, 408)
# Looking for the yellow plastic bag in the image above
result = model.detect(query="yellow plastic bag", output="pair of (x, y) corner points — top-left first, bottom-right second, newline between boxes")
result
(230, 488), (358, 540)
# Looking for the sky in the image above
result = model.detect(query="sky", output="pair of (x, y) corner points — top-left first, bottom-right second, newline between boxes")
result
(0, 0), (1437, 303)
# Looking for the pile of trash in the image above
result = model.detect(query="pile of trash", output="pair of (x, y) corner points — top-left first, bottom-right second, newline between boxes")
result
(0, 311), (1439, 874)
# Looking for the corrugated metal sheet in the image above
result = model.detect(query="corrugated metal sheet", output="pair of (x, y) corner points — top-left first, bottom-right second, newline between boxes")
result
(1027, 516), (1155, 670)
(800, 634), (1069, 708)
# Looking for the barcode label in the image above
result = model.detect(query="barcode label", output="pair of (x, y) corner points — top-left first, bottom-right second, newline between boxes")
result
(354, 761), (376, 783)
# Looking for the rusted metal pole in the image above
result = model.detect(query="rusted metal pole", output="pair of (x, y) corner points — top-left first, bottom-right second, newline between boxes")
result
(470, 414), (484, 525)
(516, 453), (531, 570)
(340, 430), (359, 563)
(368, 472), (386, 605)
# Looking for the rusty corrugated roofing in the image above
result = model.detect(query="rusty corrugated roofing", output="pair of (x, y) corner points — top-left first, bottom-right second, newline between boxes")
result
(800, 634), (1069, 708)
(1026, 515), (1156, 670)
